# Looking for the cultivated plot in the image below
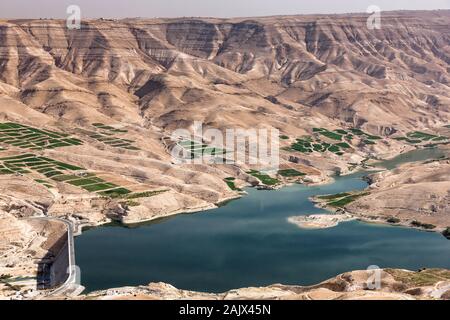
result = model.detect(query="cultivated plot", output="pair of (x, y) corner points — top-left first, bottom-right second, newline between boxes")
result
(288, 128), (383, 156)
(394, 131), (449, 146)
(85, 123), (140, 150)
(0, 153), (165, 200)
(0, 122), (83, 150)
(177, 139), (228, 159)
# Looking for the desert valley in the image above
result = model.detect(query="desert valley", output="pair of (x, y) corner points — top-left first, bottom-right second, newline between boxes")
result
(0, 9), (450, 300)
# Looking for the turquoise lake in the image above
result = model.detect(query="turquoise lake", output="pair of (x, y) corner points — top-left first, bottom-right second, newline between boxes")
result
(76, 148), (450, 293)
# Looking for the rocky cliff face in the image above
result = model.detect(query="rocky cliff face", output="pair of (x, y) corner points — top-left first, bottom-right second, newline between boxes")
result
(0, 11), (449, 133)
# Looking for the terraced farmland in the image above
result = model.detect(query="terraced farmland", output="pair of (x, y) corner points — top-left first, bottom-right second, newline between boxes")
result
(290, 136), (343, 155)
(313, 128), (344, 141)
(178, 139), (228, 158)
(0, 122), (83, 150)
(78, 123), (140, 151)
(0, 153), (84, 179)
(92, 123), (128, 134)
(288, 128), (383, 156)
(0, 153), (165, 200)
(394, 131), (449, 146)
(317, 191), (370, 208)
(349, 128), (382, 141)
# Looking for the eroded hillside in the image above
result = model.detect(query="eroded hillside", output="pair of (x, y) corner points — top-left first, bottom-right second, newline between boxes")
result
(0, 12), (448, 219)
(1, 10), (450, 299)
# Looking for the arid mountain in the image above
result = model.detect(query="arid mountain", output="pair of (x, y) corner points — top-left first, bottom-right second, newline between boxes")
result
(1, 10), (450, 300)
(1, 11), (450, 131)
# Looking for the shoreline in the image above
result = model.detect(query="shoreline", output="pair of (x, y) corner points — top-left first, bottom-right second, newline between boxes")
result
(47, 147), (450, 298)
(69, 145), (422, 232)
(310, 198), (449, 238)
(287, 209), (449, 238)
(70, 146), (450, 241)
(73, 193), (245, 231)
(120, 193), (244, 226)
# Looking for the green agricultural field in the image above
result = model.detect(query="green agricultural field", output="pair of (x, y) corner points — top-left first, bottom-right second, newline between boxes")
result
(336, 142), (351, 149)
(323, 192), (370, 208)
(199, 147), (226, 155)
(34, 179), (48, 184)
(365, 135), (382, 140)
(328, 145), (340, 153)
(247, 170), (280, 186)
(82, 183), (118, 192)
(291, 139), (313, 153)
(52, 174), (81, 182)
(349, 128), (382, 141)
(278, 169), (306, 177)
(48, 162), (82, 171)
(387, 217), (401, 224)
(411, 221), (436, 230)
(394, 137), (422, 144)
(178, 140), (227, 158)
(93, 123), (128, 133)
(394, 131), (448, 145)
(432, 136), (448, 141)
(407, 131), (437, 141)
(350, 128), (365, 135)
(126, 190), (169, 200)
(179, 140), (204, 147)
(0, 123), (82, 150)
(67, 178), (104, 186)
(82, 124), (139, 151)
(291, 137), (347, 155)
(34, 178), (54, 189)
(43, 171), (64, 178)
(288, 127), (383, 156)
(318, 193), (351, 200)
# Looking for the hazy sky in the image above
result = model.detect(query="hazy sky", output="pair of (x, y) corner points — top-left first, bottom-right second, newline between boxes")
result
(0, 0), (449, 18)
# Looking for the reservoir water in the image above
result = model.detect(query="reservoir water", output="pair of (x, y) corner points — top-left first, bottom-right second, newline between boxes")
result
(76, 148), (450, 293)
